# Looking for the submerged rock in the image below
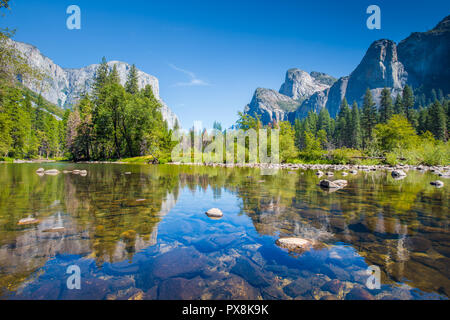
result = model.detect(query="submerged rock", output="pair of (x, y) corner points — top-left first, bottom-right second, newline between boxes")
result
(345, 287), (374, 300)
(230, 257), (270, 287)
(152, 247), (206, 279)
(205, 208), (223, 219)
(430, 180), (444, 188)
(341, 172), (349, 176)
(158, 277), (206, 300)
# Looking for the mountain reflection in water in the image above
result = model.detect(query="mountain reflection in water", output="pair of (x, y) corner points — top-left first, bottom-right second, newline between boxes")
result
(0, 163), (448, 300)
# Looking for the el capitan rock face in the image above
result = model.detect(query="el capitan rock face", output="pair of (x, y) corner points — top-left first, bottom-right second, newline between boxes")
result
(12, 41), (180, 129)
(243, 15), (450, 124)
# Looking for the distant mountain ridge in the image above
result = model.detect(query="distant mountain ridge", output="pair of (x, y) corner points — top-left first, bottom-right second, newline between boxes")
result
(12, 40), (180, 129)
(243, 14), (450, 124)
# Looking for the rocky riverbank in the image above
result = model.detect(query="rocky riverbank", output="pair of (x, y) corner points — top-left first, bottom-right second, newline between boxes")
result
(169, 162), (450, 177)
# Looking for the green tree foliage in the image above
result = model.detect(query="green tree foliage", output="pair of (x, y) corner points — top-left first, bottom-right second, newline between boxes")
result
(427, 100), (447, 141)
(379, 87), (394, 123)
(278, 121), (298, 162)
(374, 115), (419, 152)
(66, 60), (173, 161)
(361, 88), (378, 149)
(402, 85), (418, 127)
(350, 101), (362, 149)
(125, 64), (139, 94)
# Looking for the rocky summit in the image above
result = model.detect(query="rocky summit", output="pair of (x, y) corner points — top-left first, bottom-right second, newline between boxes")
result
(243, 15), (450, 124)
(12, 40), (180, 129)
(244, 69), (336, 124)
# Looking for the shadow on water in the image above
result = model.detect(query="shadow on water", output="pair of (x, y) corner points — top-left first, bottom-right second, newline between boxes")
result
(0, 163), (448, 300)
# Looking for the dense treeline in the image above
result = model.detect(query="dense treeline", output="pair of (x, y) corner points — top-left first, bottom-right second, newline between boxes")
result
(294, 86), (449, 151)
(66, 59), (174, 162)
(0, 1), (66, 159)
(237, 85), (450, 165)
(0, 86), (66, 158)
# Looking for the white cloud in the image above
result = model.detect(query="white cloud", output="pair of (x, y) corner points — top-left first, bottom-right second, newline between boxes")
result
(169, 63), (210, 87)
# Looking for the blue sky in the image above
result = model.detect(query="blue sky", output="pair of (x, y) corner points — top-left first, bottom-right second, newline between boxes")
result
(2, 0), (450, 128)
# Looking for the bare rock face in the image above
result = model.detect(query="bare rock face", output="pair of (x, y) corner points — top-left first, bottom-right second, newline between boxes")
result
(244, 69), (335, 125)
(242, 15), (449, 124)
(12, 40), (180, 129)
(279, 68), (333, 100)
(398, 15), (450, 95)
(244, 88), (300, 124)
(345, 39), (407, 106)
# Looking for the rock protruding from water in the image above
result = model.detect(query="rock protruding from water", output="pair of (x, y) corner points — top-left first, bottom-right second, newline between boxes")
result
(319, 179), (348, 189)
(18, 217), (40, 225)
(44, 169), (60, 175)
(430, 180), (444, 188)
(205, 208), (223, 219)
(275, 237), (313, 253)
(391, 170), (407, 179)
(36, 168), (45, 173)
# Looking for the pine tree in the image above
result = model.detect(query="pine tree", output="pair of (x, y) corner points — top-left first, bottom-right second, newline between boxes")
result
(125, 64), (139, 94)
(108, 64), (120, 85)
(402, 85), (415, 125)
(350, 101), (362, 149)
(361, 88), (377, 148)
(379, 87), (393, 123)
(394, 93), (403, 115)
(417, 107), (428, 134)
(318, 108), (333, 141)
(427, 100), (447, 140)
(93, 57), (109, 99)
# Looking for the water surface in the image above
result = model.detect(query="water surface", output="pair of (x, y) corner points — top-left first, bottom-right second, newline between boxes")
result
(0, 163), (448, 300)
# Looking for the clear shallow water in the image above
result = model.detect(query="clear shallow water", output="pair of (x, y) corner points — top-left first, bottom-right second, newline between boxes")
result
(0, 163), (448, 300)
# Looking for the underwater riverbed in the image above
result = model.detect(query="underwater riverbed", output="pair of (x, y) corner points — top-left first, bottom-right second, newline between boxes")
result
(0, 163), (448, 300)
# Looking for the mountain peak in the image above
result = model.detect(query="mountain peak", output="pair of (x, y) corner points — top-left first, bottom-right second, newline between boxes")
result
(432, 14), (450, 32)
(279, 68), (332, 100)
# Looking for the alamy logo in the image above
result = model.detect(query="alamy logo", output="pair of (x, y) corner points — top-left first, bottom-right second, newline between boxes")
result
(66, 5), (81, 30)
(66, 265), (81, 290)
(366, 5), (381, 30)
(365, 265), (381, 289)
